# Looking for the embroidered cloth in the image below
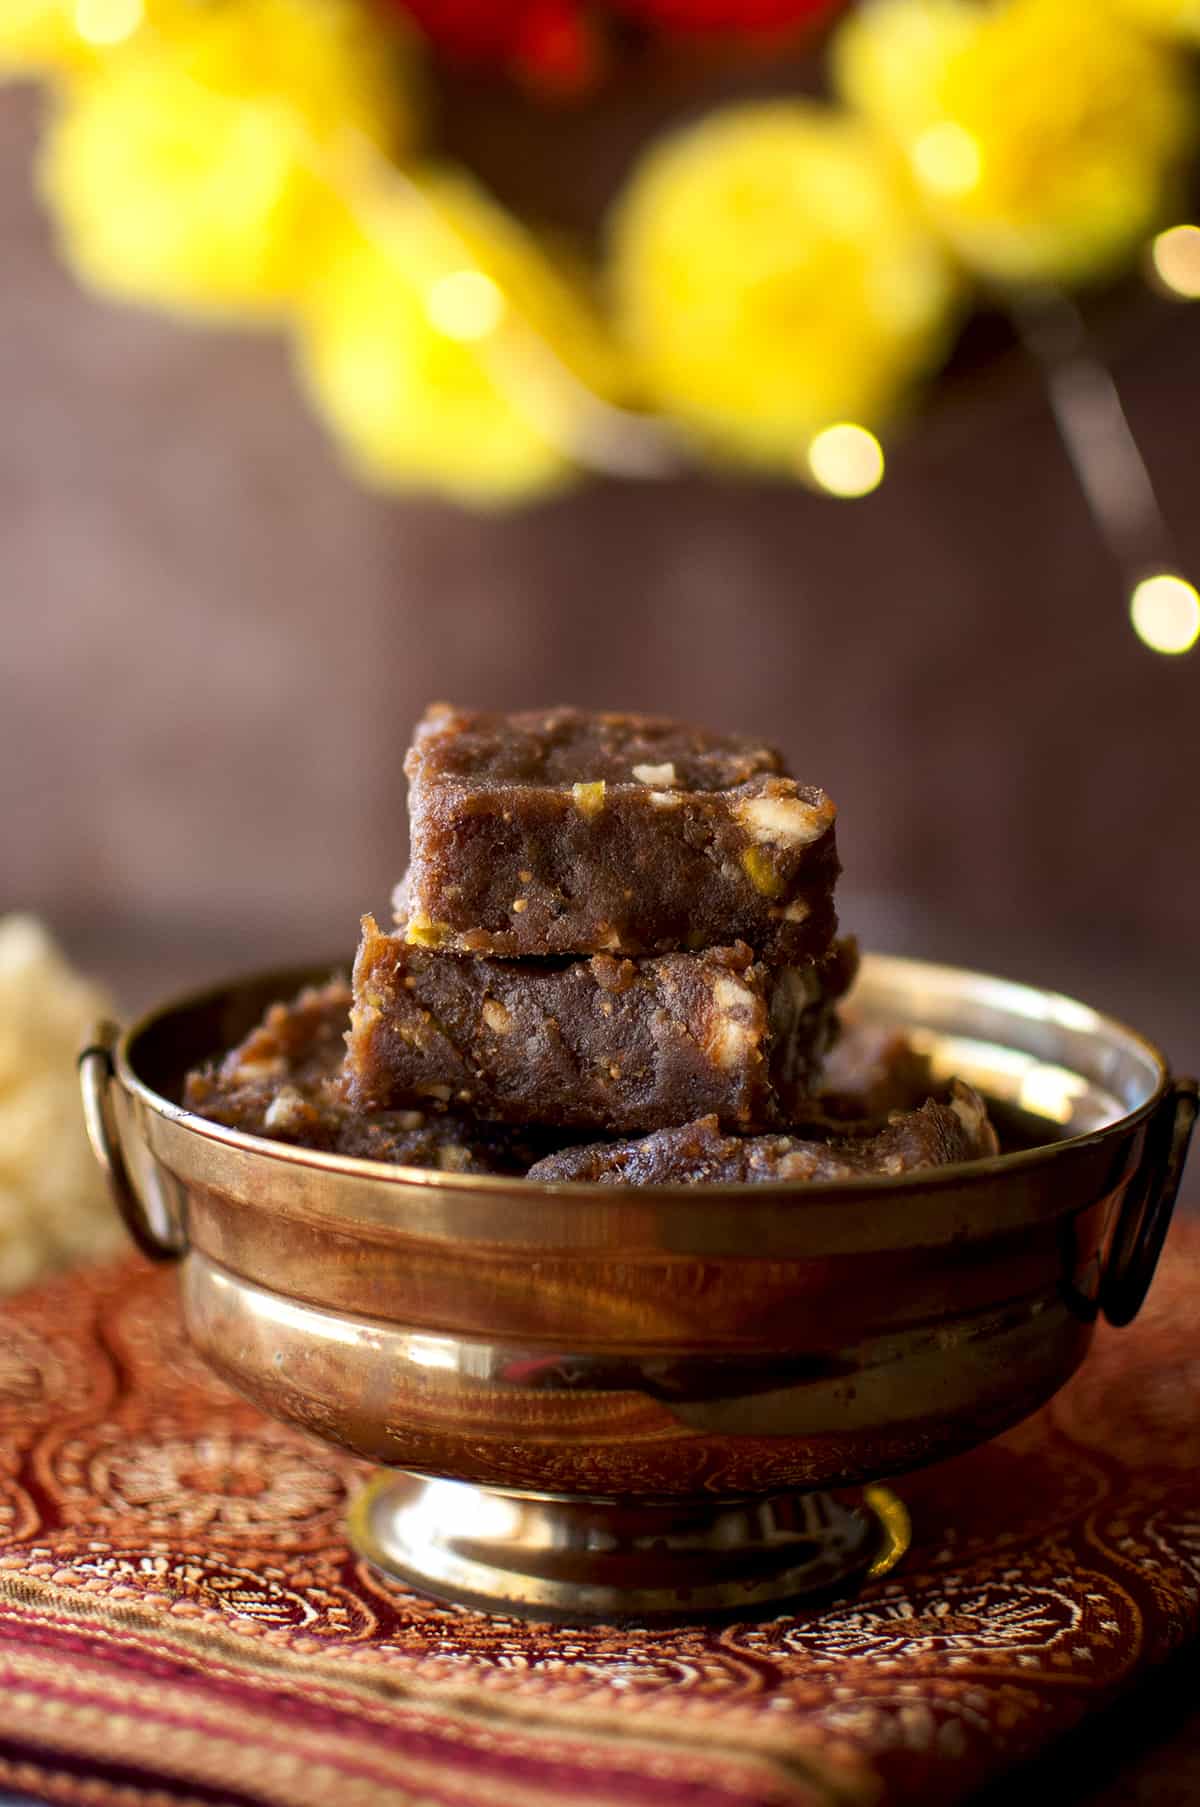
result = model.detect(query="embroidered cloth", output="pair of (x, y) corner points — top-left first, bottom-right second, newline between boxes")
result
(0, 1226), (1197, 1807)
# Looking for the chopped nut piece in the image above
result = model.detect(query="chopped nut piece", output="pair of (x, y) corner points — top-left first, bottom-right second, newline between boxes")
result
(711, 975), (755, 1011)
(710, 1017), (759, 1071)
(405, 913), (451, 950)
(512, 898), (528, 913)
(737, 794), (833, 847)
(231, 1057), (287, 1084)
(572, 780), (607, 818)
(262, 1085), (308, 1133)
(436, 1145), (473, 1173)
(481, 999), (513, 1036)
(740, 846), (786, 899)
(632, 761), (678, 786)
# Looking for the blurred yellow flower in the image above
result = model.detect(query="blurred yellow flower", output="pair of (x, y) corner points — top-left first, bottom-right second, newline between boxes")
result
(1109, 0), (1200, 43)
(1, 0), (152, 76)
(835, 0), (1196, 287)
(295, 171), (625, 503)
(0, 1), (88, 75)
(38, 0), (416, 319)
(609, 102), (957, 468)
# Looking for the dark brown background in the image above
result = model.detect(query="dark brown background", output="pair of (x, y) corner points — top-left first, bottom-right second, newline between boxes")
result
(1, 69), (1200, 1800)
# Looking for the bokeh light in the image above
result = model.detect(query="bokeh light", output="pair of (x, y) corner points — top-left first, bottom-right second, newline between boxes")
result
(911, 123), (983, 198)
(425, 270), (506, 343)
(1150, 224), (1200, 298)
(1130, 572), (1200, 654)
(806, 423), (885, 497)
(74, 0), (143, 46)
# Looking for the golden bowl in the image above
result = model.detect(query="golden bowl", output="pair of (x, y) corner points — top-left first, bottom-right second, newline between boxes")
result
(80, 953), (1196, 1623)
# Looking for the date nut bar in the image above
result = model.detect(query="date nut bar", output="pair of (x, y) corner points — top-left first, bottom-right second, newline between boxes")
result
(183, 978), (555, 1174)
(346, 915), (854, 1133)
(399, 703), (839, 960)
(526, 1082), (998, 1185)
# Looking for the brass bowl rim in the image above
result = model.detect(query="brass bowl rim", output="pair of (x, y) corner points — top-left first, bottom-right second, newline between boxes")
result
(113, 949), (1173, 1207)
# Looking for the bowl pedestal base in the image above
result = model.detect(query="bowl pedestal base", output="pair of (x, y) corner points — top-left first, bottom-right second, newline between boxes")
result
(348, 1472), (910, 1624)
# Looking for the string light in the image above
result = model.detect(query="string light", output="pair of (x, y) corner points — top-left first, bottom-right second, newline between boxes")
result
(74, 0), (143, 46)
(911, 123), (983, 198)
(1130, 573), (1200, 655)
(425, 270), (505, 343)
(1150, 224), (1200, 299)
(1010, 289), (1198, 653)
(805, 423), (885, 497)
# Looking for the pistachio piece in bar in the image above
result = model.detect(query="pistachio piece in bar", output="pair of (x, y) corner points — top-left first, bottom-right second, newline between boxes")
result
(346, 915), (853, 1134)
(399, 703), (840, 960)
(526, 1082), (999, 1185)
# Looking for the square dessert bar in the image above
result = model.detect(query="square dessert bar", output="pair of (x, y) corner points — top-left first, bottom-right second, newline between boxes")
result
(183, 978), (558, 1174)
(346, 916), (854, 1134)
(399, 704), (840, 961)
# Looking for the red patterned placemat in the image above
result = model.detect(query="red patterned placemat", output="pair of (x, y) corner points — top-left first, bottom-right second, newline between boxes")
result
(0, 1223), (1197, 1807)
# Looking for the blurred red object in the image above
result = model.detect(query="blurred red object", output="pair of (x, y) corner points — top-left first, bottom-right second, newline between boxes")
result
(379, 0), (844, 93)
(380, 0), (605, 95)
(613, 0), (843, 36)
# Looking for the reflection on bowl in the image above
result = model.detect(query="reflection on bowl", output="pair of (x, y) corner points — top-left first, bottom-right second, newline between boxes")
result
(80, 953), (1196, 1623)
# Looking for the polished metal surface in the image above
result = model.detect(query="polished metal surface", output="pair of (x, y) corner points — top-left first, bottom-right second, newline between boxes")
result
(178, 1250), (1095, 1495)
(1102, 1077), (1197, 1328)
(78, 1025), (184, 1262)
(348, 1475), (910, 1623)
(83, 952), (1195, 1619)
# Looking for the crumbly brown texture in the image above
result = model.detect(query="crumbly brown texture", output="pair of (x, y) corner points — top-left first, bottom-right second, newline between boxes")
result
(399, 704), (840, 961)
(182, 979), (553, 1175)
(526, 1081), (999, 1185)
(346, 915), (854, 1134)
(183, 978), (354, 1147)
(812, 1018), (935, 1126)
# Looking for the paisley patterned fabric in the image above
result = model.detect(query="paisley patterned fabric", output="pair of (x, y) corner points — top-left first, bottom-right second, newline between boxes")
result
(0, 1225), (1197, 1807)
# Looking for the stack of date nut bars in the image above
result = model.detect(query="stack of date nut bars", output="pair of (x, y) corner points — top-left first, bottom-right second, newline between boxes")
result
(186, 705), (998, 1184)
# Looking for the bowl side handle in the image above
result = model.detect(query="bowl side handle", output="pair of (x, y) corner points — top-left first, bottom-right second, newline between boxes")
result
(1102, 1075), (1197, 1329)
(79, 1021), (183, 1262)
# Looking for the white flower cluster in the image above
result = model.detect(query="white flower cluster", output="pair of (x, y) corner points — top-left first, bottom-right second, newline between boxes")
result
(0, 916), (125, 1293)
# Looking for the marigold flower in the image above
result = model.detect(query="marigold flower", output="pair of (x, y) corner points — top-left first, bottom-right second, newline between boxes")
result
(0, 0), (131, 77)
(610, 101), (957, 467)
(1108, 0), (1200, 44)
(834, 0), (1196, 286)
(295, 170), (625, 502)
(38, 0), (417, 319)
